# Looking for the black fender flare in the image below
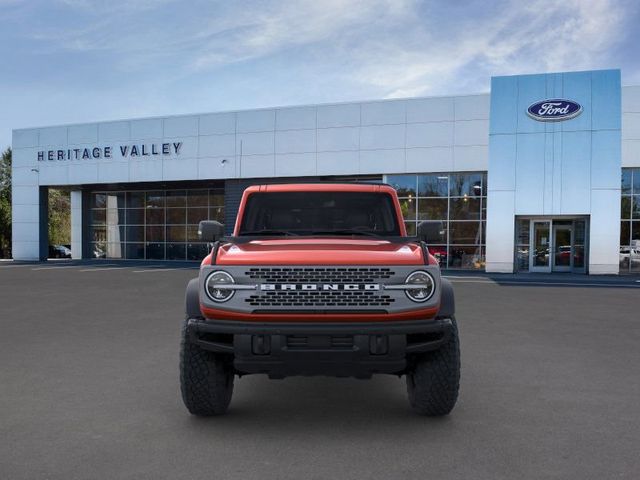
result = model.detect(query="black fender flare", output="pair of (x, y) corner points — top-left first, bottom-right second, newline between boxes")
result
(185, 277), (203, 319)
(436, 277), (455, 319)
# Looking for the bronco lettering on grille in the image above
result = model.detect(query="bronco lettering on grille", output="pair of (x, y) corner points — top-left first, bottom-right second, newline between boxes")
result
(260, 284), (380, 291)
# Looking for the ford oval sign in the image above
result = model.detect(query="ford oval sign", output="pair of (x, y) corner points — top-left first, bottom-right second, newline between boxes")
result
(527, 99), (582, 122)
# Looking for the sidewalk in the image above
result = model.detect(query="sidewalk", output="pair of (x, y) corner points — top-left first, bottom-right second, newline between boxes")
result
(442, 269), (640, 287)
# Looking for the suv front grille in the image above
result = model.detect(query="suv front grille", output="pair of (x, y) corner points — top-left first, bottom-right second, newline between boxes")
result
(244, 267), (396, 308)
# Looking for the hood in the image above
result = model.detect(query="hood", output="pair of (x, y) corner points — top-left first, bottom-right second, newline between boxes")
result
(215, 238), (424, 265)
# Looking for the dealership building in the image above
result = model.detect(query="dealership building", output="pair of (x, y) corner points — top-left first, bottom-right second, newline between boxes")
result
(10, 69), (640, 274)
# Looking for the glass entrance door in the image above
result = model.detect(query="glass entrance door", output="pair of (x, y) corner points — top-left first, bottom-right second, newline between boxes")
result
(530, 221), (551, 272)
(520, 217), (588, 274)
(552, 224), (573, 272)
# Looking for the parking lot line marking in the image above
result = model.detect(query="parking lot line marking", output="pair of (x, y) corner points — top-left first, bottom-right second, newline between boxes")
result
(132, 268), (181, 273)
(448, 279), (495, 284)
(79, 266), (127, 272)
(443, 275), (487, 279)
(31, 265), (78, 270)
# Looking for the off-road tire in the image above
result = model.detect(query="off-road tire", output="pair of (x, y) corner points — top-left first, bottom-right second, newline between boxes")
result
(406, 316), (460, 416)
(180, 318), (234, 416)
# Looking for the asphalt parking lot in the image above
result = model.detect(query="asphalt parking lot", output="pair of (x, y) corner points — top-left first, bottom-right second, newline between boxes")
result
(1, 262), (640, 480)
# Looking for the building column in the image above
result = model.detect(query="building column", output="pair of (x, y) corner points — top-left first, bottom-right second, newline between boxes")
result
(11, 180), (42, 261)
(71, 190), (83, 259)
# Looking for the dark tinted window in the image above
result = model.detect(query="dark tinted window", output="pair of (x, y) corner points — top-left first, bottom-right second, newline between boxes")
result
(239, 192), (401, 236)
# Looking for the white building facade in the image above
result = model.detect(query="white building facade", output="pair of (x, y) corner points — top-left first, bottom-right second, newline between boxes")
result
(11, 69), (640, 274)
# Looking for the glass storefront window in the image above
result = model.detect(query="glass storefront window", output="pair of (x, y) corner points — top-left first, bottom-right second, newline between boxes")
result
(186, 225), (201, 242)
(187, 243), (210, 261)
(166, 190), (186, 207)
(621, 169), (640, 273)
(398, 198), (417, 222)
(167, 226), (187, 242)
(210, 193), (224, 207)
(188, 190), (209, 207)
(449, 221), (481, 244)
(187, 208), (208, 224)
(209, 206), (224, 223)
(126, 226), (144, 243)
(88, 187), (224, 261)
(514, 219), (530, 273)
(92, 241), (106, 258)
(632, 223), (640, 274)
(633, 197), (640, 219)
(417, 198), (447, 221)
(126, 209), (144, 224)
(91, 194), (106, 208)
(145, 226), (165, 242)
(428, 245), (447, 268)
(450, 198), (481, 220)
(166, 243), (186, 260)
(415, 221), (447, 244)
(91, 209), (106, 225)
(633, 170), (640, 195)
(146, 208), (165, 225)
(448, 246), (484, 269)
(146, 191), (165, 209)
(449, 173), (483, 197)
(90, 226), (106, 242)
(126, 192), (145, 208)
(388, 171), (487, 269)
(166, 208), (187, 224)
(622, 169), (632, 194)
(388, 175), (417, 197)
(620, 221), (631, 246)
(621, 196), (631, 218)
(125, 243), (144, 259)
(418, 175), (448, 197)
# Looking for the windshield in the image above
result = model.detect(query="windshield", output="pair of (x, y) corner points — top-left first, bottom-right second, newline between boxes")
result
(238, 191), (401, 236)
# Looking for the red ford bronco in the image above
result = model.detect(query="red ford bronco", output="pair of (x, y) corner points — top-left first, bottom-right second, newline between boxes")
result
(181, 183), (460, 416)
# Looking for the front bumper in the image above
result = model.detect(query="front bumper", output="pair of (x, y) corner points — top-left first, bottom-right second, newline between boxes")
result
(187, 318), (453, 378)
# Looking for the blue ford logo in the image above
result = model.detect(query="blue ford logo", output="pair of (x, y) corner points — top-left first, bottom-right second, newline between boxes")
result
(527, 99), (582, 122)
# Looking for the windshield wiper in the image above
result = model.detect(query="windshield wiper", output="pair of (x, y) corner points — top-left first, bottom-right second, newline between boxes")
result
(240, 229), (300, 236)
(309, 229), (383, 238)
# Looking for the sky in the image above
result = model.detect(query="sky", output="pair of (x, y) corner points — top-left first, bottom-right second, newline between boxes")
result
(1, 0), (639, 148)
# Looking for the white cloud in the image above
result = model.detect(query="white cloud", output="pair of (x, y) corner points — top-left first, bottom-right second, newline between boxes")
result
(347, 0), (629, 97)
(21, 0), (633, 98)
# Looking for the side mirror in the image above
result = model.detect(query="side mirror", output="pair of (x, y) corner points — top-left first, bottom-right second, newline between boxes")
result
(417, 221), (445, 243)
(198, 220), (225, 242)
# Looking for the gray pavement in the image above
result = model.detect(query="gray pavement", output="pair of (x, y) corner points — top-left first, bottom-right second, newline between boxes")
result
(1, 261), (639, 479)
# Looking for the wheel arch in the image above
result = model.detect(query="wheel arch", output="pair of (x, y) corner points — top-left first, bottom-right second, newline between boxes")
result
(437, 277), (455, 319)
(185, 277), (203, 319)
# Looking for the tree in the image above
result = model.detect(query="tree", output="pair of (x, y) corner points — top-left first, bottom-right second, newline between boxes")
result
(0, 148), (71, 258)
(49, 189), (71, 246)
(0, 147), (11, 258)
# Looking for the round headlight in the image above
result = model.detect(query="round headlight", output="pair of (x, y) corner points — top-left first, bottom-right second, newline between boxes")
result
(404, 271), (435, 302)
(205, 271), (235, 302)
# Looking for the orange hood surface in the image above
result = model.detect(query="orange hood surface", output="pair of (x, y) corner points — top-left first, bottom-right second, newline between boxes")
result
(215, 238), (424, 265)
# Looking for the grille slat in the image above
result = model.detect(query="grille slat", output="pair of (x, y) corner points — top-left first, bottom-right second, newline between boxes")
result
(245, 267), (393, 283)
